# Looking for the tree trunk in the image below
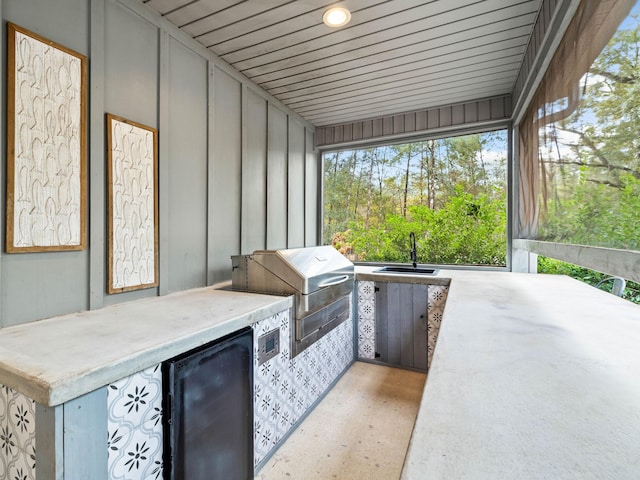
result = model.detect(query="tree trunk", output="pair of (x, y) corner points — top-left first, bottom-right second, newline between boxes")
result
(365, 150), (375, 231)
(419, 145), (425, 205)
(325, 152), (339, 232)
(427, 140), (436, 210)
(345, 151), (357, 224)
(403, 151), (411, 218)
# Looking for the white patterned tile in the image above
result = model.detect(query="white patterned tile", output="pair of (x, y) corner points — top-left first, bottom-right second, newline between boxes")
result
(140, 403), (162, 433)
(0, 420), (20, 466)
(253, 417), (262, 443)
(26, 436), (36, 469)
(427, 285), (449, 369)
(6, 390), (36, 453)
(142, 364), (162, 426)
(256, 421), (277, 457)
(108, 423), (163, 480)
(252, 306), (354, 466)
(0, 386), (7, 478)
(7, 443), (36, 480)
(108, 364), (162, 429)
(108, 420), (134, 459)
(0, 441), (19, 474)
(0, 386), (8, 422)
(0, 386), (35, 480)
(257, 358), (275, 382)
(358, 280), (375, 299)
(136, 436), (163, 480)
(108, 365), (164, 480)
(357, 281), (376, 359)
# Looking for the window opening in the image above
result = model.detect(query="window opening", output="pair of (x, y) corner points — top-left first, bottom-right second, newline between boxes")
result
(322, 129), (508, 266)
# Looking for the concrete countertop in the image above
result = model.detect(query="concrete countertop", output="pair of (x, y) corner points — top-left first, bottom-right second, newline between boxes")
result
(394, 270), (640, 479)
(0, 285), (291, 406)
(4, 263), (639, 479)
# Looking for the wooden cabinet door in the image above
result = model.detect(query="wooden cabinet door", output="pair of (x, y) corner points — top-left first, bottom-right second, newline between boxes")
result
(375, 282), (428, 372)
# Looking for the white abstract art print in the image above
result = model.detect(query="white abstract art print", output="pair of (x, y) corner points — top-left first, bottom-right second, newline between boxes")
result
(107, 114), (158, 293)
(6, 23), (87, 252)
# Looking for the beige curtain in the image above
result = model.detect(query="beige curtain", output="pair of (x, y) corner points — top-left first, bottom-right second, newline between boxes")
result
(517, 0), (636, 238)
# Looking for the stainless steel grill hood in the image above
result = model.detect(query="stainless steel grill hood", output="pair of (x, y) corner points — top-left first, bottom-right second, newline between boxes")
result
(231, 246), (354, 357)
(259, 247), (352, 291)
(231, 246), (354, 316)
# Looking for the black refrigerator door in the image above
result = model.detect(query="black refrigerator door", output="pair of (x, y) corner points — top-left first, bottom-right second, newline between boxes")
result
(163, 327), (253, 480)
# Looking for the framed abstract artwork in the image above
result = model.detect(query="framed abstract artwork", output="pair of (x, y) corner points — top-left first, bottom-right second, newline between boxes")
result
(106, 114), (159, 294)
(6, 23), (87, 252)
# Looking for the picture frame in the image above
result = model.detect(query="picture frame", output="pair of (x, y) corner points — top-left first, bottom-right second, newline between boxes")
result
(6, 22), (87, 252)
(106, 113), (159, 294)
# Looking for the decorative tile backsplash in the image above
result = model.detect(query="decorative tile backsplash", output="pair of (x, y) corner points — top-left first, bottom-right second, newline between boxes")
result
(0, 385), (36, 480)
(427, 285), (448, 368)
(357, 281), (376, 360)
(253, 304), (354, 468)
(107, 364), (164, 480)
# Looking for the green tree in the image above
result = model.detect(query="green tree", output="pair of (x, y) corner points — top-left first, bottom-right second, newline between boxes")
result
(339, 184), (506, 266)
(323, 130), (508, 265)
(538, 12), (640, 250)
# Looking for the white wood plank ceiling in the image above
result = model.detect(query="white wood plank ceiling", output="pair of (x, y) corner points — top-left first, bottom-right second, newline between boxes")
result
(143, 0), (543, 127)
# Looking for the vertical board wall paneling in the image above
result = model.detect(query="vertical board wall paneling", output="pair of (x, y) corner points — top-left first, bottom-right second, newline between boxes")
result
(0, 0), (317, 326)
(104, 0), (158, 129)
(304, 129), (317, 246)
(1, 0), (90, 327)
(158, 29), (170, 296)
(315, 95), (512, 149)
(206, 62), (215, 285)
(242, 89), (268, 254)
(166, 37), (208, 293)
(89, 0), (106, 310)
(267, 104), (288, 250)
(287, 118), (306, 248)
(3, 0), (88, 53)
(210, 66), (242, 284)
(103, 0), (161, 306)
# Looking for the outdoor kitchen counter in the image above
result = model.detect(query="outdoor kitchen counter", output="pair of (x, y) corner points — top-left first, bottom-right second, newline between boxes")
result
(360, 269), (640, 479)
(0, 285), (291, 406)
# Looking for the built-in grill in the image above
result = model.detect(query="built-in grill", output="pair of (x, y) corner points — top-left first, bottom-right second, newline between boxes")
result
(231, 246), (354, 357)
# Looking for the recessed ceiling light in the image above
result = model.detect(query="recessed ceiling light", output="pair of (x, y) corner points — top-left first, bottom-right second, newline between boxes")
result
(323, 7), (351, 28)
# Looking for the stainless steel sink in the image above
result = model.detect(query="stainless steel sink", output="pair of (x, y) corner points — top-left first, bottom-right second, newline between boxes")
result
(373, 266), (438, 275)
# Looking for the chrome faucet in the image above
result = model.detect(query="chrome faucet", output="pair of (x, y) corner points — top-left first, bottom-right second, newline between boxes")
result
(409, 232), (417, 268)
